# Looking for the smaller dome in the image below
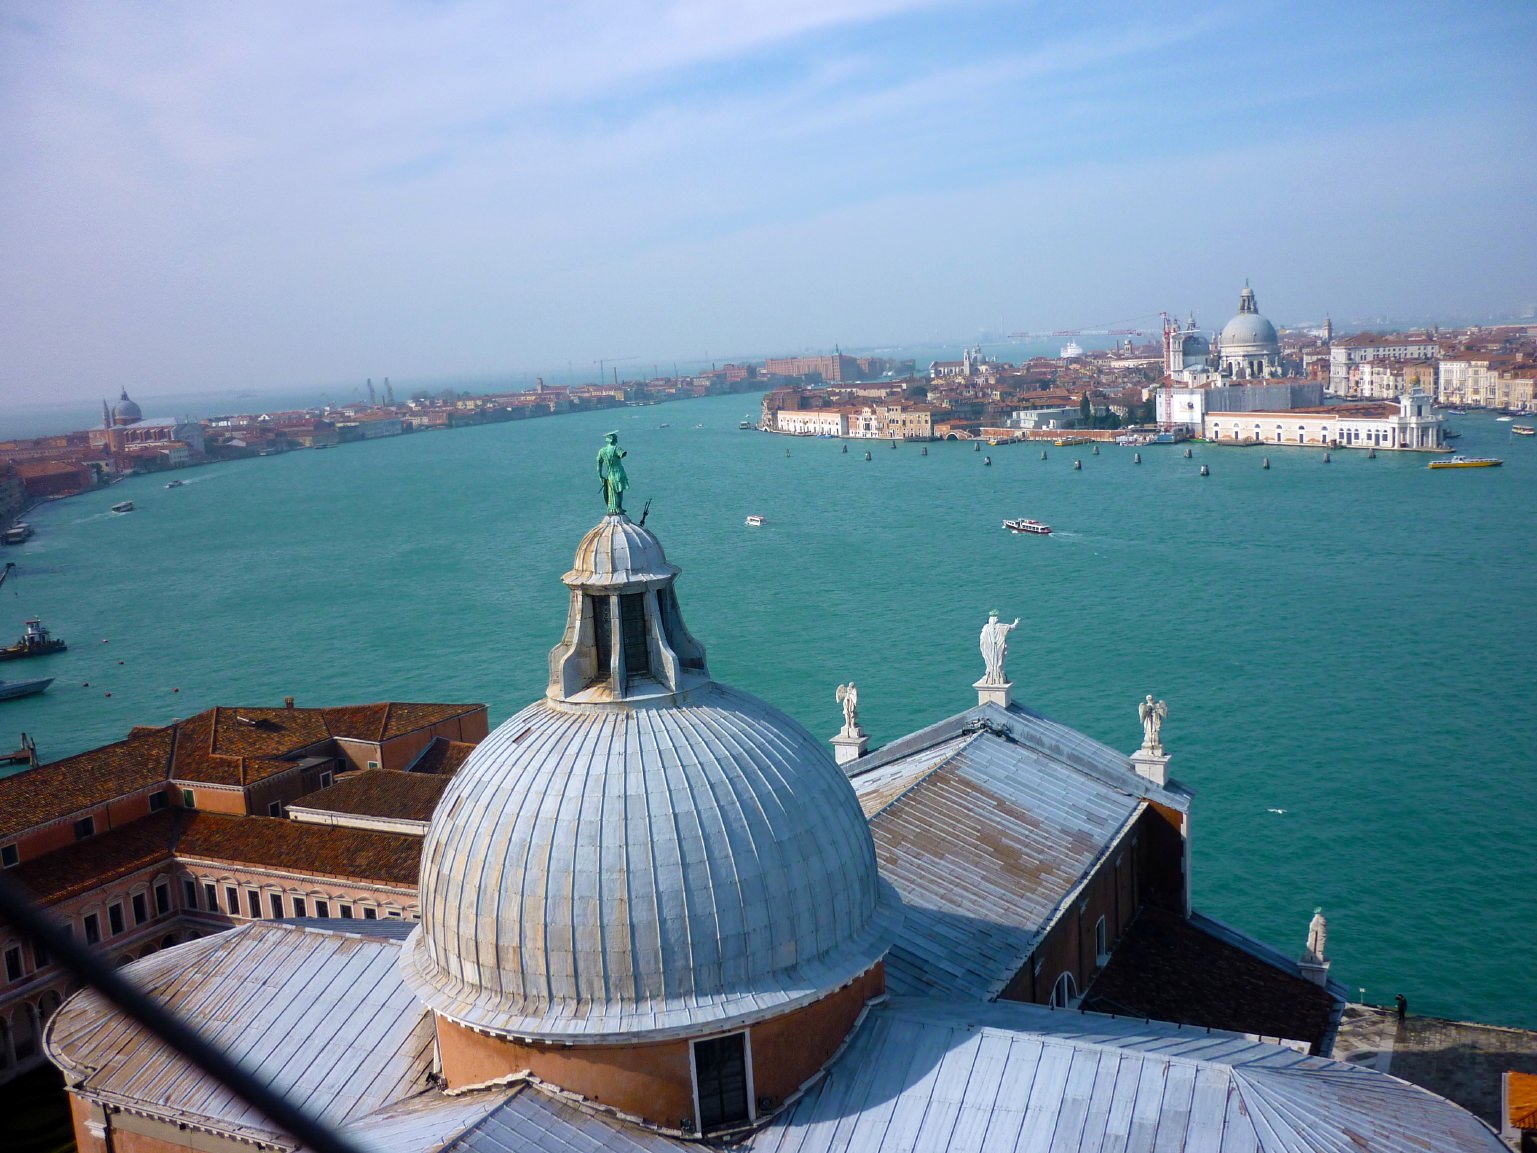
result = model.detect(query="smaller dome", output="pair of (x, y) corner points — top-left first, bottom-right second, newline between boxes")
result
(112, 389), (143, 425)
(564, 515), (679, 589)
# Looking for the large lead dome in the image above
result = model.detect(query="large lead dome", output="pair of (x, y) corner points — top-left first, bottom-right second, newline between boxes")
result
(401, 512), (895, 1043)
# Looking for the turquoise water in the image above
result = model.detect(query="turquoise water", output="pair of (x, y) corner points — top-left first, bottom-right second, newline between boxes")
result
(3, 394), (1534, 1028)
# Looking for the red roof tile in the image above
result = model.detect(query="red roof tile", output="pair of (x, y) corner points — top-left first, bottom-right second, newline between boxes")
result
(290, 771), (449, 822)
(176, 812), (420, 886)
(0, 727), (173, 838)
(9, 810), (180, 903)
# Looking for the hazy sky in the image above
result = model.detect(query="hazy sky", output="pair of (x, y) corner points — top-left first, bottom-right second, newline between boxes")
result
(3, 1), (1534, 404)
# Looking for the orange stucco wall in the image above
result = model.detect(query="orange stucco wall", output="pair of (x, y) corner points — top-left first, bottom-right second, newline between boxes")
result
(437, 960), (885, 1129)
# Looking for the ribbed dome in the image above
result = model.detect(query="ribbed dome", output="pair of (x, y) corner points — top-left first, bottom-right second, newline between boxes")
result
(112, 389), (142, 424)
(565, 515), (678, 589)
(401, 685), (896, 1042)
(1220, 311), (1279, 350)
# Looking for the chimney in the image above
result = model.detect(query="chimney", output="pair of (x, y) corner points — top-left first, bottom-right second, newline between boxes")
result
(284, 696), (295, 709)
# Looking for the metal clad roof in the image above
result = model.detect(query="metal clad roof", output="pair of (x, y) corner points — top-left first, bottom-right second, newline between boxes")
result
(858, 728), (1142, 999)
(747, 998), (1505, 1153)
(45, 923), (434, 1144)
(443, 1085), (686, 1153)
(406, 683), (897, 1042)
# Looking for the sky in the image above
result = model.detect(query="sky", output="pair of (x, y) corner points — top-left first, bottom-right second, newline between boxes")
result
(2, 0), (1535, 406)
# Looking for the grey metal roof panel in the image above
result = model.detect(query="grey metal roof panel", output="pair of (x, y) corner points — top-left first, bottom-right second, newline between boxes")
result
(857, 728), (1143, 999)
(747, 997), (1504, 1153)
(45, 922), (434, 1145)
(443, 1084), (689, 1153)
(849, 703), (1189, 814)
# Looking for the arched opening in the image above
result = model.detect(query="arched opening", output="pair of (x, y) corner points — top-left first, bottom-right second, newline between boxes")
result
(38, 990), (62, 1022)
(11, 1003), (39, 1062)
(1049, 971), (1078, 1009)
(161, 933), (178, 949)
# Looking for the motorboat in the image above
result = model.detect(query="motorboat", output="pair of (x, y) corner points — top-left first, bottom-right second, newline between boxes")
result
(745, 515), (767, 527)
(1427, 456), (1503, 469)
(1496, 416), (1513, 422)
(1003, 518), (1052, 535)
(0, 676), (52, 701)
(739, 420), (754, 430)
(111, 501), (135, 513)
(1512, 425), (1535, 437)
(165, 479), (185, 488)
(1053, 436), (1090, 448)
(2, 523), (32, 545)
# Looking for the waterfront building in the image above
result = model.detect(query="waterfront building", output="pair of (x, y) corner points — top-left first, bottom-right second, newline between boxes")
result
(1351, 358), (1438, 400)
(1329, 332), (1441, 396)
(771, 407), (849, 437)
(0, 700), (486, 1081)
(1216, 283), (1283, 379)
(1438, 352), (1526, 409)
(763, 352), (860, 383)
(849, 400), (933, 439)
(39, 487), (1506, 1151)
(1204, 391), (1444, 450)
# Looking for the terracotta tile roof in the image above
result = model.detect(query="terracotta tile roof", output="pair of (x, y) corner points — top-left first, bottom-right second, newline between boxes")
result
(1082, 906), (1336, 1051)
(1509, 1070), (1537, 1130)
(407, 736), (476, 775)
(176, 811), (420, 886)
(322, 702), (481, 742)
(289, 771), (449, 822)
(9, 810), (180, 904)
(0, 727), (173, 838)
(207, 706), (332, 757)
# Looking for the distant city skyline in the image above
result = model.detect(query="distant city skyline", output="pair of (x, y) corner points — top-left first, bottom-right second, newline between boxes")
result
(2, 0), (1534, 406)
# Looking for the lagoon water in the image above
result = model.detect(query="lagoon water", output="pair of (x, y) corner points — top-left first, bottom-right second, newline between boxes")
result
(3, 392), (1534, 1028)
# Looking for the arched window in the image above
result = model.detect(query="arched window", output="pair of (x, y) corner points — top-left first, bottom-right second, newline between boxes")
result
(1050, 971), (1077, 1009)
(11, 1003), (39, 1061)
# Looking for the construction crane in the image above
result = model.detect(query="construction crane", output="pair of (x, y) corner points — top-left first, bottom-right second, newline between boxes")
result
(594, 356), (638, 386)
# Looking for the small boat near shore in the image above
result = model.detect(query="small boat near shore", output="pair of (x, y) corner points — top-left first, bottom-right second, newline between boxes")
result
(1004, 518), (1052, 535)
(111, 500), (135, 513)
(0, 619), (66, 661)
(1427, 456), (1503, 470)
(0, 676), (52, 701)
(1512, 425), (1535, 437)
(2, 523), (32, 545)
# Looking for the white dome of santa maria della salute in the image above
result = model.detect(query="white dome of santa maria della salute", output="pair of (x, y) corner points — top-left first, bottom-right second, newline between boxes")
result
(401, 483), (898, 1044)
(1217, 282), (1282, 378)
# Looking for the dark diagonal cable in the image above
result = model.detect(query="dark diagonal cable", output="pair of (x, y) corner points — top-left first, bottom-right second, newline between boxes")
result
(0, 873), (366, 1153)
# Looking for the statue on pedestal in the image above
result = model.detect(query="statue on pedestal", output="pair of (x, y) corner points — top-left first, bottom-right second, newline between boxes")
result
(1138, 694), (1167, 754)
(1306, 908), (1328, 962)
(835, 682), (860, 737)
(596, 432), (629, 515)
(980, 611), (1019, 685)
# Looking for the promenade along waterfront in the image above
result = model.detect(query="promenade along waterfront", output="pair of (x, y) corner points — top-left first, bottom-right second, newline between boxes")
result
(1, 391), (1534, 1033)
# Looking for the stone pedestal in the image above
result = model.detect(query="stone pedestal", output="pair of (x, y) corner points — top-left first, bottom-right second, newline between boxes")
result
(831, 731), (868, 767)
(974, 679), (1013, 709)
(1129, 748), (1170, 787)
(1298, 957), (1331, 988)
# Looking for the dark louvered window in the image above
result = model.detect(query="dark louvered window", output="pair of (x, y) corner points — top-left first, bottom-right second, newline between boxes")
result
(620, 593), (649, 675)
(694, 1033), (749, 1133)
(591, 595), (613, 678)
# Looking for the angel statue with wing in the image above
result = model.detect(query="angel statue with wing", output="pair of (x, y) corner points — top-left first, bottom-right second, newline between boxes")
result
(1138, 694), (1167, 754)
(835, 682), (860, 738)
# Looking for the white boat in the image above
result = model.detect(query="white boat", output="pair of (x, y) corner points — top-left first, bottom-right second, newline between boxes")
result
(2, 523), (32, 545)
(0, 675), (52, 701)
(1497, 416), (1513, 422)
(111, 501), (134, 513)
(745, 515), (767, 527)
(165, 479), (185, 489)
(1004, 518), (1052, 535)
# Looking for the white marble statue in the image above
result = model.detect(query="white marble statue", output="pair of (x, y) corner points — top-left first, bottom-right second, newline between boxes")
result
(1306, 908), (1328, 961)
(980, 611), (1020, 685)
(1138, 694), (1167, 754)
(835, 682), (860, 737)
